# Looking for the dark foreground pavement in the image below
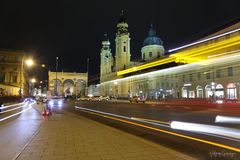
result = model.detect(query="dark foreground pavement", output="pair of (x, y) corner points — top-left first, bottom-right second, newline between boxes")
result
(15, 104), (196, 160)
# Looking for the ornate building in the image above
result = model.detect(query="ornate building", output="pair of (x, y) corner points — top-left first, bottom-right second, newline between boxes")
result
(0, 49), (29, 96)
(100, 12), (165, 97)
(141, 24), (165, 61)
(99, 14), (240, 100)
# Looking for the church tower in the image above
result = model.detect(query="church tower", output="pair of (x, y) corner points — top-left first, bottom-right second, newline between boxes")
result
(115, 11), (131, 71)
(100, 33), (113, 83)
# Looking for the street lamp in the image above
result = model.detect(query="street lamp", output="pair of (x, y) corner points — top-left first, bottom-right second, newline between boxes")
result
(54, 57), (59, 96)
(20, 57), (34, 98)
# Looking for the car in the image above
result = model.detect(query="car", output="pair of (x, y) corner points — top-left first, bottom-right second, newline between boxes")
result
(129, 96), (146, 103)
(48, 97), (64, 107)
(77, 97), (90, 101)
(90, 96), (101, 101)
(99, 96), (110, 101)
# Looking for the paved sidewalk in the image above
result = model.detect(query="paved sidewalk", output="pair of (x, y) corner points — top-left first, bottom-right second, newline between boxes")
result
(16, 105), (196, 160)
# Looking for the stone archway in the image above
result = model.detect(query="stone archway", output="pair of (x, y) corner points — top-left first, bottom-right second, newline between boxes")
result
(50, 79), (63, 96)
(63, 79), (74, 96)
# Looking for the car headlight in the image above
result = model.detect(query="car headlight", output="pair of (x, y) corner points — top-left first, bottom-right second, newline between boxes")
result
(49, 101), (54, 105)
(58, 101), (63, 105)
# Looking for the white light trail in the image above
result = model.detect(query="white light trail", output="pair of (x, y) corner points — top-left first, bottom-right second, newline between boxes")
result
(0, 104), (27, 114)
(170, 121), (240, 140)
(0, 102), (33, 122)
(168, 28), (240, 52)
(0, 102), (24, 109)
(75, 106), (240, 142)
(75, 106), (169, 128)
(215, 115), (240, 124)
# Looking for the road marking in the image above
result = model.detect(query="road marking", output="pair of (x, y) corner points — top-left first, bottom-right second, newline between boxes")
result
(75, 106), (240, 153)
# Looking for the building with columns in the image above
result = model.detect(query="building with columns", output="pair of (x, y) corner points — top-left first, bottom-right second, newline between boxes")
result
(99, 14), (240, 100)
(48, 71), (88, 97)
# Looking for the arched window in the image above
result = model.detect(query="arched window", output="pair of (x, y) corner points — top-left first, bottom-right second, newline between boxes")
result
(196, 85), (203, 98)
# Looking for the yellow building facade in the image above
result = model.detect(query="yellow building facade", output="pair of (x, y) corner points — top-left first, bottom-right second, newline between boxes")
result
(48, 71), (88, 97)
(0, 49), (29, 96)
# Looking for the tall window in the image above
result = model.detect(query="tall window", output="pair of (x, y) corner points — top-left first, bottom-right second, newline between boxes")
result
(12, 75), (17, 83)
(123, 46), (126, 52)
(206, 72), (210, 79)
(0, 72), (5, 83)
(189, 74), (193, 82)
(149, 52), (152, 57)
(197, 72), (201, 80)
(227, 67), (233, 76)
(216, 69), (221, 78)
(182, 75), (185, 82)
(143, 53), (145, 60)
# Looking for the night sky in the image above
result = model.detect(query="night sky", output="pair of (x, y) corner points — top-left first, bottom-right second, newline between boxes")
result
(0, 0), (239, 80)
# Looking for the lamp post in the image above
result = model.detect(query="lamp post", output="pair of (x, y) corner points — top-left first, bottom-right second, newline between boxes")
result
(20, 57), (34, 98)
(30, 78), (36, 96)
(86, 58), (89, 97)
(54, 57), (59, 96)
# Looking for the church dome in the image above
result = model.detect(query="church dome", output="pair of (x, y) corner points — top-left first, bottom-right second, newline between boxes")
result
(143, 24), (163, 47)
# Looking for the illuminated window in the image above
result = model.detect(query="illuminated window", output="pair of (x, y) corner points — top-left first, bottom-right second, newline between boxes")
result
(227, 67), (233, 77)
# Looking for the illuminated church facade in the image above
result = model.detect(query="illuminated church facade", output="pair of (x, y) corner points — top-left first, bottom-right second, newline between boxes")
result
(99, 12), (240, 101)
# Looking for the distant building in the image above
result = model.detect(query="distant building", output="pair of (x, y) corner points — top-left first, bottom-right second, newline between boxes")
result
(48, 71), (88, 97)
(88, 84), (100, 97)
(0, 49), (29, 96)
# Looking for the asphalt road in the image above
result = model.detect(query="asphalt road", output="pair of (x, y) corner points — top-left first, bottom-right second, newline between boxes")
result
(58, 100), (240, 160)
(0, 102), (43, 160)
(0, 100), (239, 160)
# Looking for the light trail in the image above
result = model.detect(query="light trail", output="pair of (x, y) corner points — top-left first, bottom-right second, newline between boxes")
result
(168, 28), (240, 52)
(131, 117), (170, 125)
(0, 105), (27, 114)
(170, 121), (240, 140)
(0, 102), (24, 109)
(0, 102), (34, 122)
(215, 115), (240, 124)
(75, 106), (240, 152)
